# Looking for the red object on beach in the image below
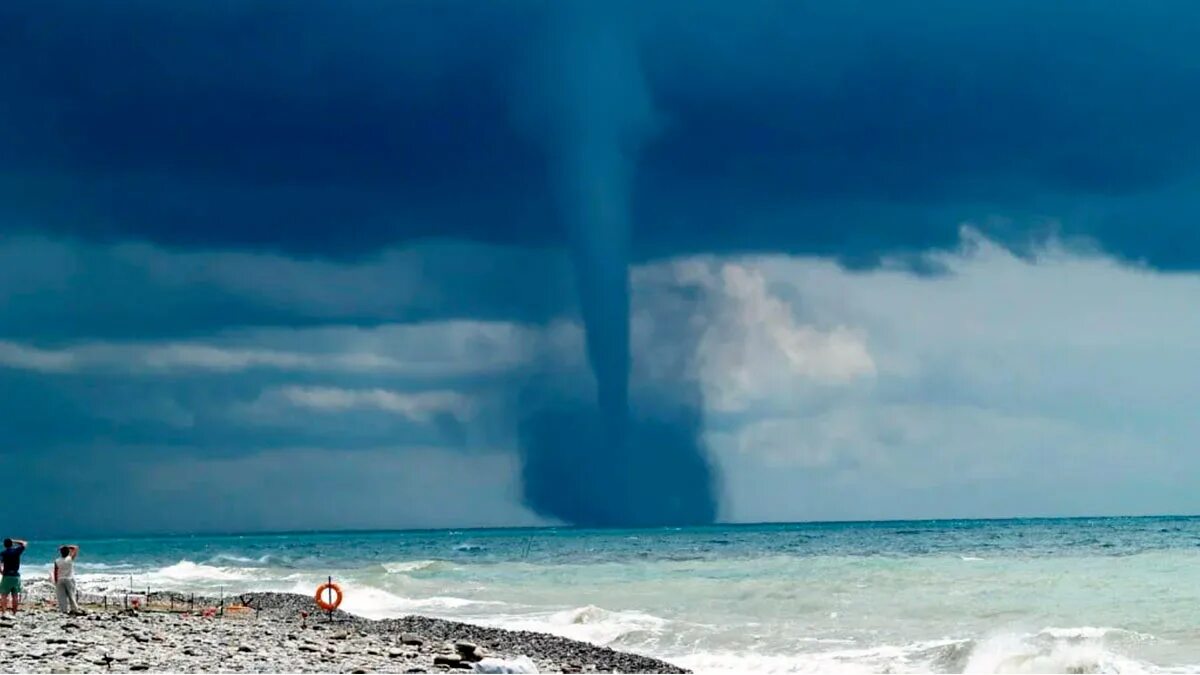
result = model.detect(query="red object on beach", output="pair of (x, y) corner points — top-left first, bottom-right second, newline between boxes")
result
(314, 581), (343, 612)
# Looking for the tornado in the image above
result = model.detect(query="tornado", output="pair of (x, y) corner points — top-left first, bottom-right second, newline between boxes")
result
(517, 7), (719, 527)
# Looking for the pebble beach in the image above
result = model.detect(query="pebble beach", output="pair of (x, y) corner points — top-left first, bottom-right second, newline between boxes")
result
(2, 584), (686, 674)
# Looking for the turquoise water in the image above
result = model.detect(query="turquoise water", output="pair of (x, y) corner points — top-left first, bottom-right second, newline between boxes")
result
(23, 517), (1200, 673)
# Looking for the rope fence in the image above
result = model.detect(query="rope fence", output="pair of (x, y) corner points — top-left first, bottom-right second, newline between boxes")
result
(20, 582), (259, 618)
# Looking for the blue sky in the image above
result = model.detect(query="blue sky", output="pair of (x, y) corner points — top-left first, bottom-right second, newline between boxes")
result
(3, 1), (1200, 534)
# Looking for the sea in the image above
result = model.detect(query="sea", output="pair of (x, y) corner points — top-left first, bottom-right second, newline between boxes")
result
(23, 517), (1200, 673)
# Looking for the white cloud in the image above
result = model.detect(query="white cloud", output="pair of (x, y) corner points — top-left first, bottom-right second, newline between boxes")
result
(140, 344), (311, 371)
(0, 321), (536, 377)
(277, 386), (474, 422)
(695, 262), (875, 411)
(0, 340), (75, 372)
(689, 226), (1200, 520)
(631, 258), (875, 413)
(715, 401), (1164, 522)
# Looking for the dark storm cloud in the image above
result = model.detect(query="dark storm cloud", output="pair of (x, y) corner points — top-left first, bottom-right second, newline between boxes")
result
(3, 1), (1200, 267)
(1, 0), (550, 254)
(0, 237), (572, 340)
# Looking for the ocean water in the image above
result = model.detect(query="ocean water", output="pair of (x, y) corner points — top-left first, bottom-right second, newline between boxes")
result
(22, 517), (1200, 673)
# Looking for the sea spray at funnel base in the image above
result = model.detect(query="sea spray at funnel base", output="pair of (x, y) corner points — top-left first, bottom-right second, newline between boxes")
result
(519, 406), (716, 527)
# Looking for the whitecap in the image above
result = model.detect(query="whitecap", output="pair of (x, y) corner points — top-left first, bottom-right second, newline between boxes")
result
(75, 562), (136, 571)
(383, 560), (446, 574)
(477, 605), (669, 647)
(1038, 626), (1152, 641)
(205, 553), (281, 567)
(962, 630), (1155, 674)
(150, 560), (251, 582)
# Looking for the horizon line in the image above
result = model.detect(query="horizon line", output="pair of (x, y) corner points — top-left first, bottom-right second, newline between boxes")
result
(23, 512), (1200, 543)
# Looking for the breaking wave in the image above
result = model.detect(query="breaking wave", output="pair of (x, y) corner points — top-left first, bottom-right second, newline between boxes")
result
(675, 628), (1162, 674)
(382, 560), (450, 574)
(958, 627), (1157, 674)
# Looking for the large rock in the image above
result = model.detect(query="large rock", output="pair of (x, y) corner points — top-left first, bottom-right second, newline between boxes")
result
(435, 654), (473, 669)
(456, 641), (483, 662)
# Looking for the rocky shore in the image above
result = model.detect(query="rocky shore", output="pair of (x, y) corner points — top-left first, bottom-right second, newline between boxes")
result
(2, 586), (687, 674)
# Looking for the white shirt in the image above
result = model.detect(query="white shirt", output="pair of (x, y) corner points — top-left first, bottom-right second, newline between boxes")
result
(54, 557), (74, 581)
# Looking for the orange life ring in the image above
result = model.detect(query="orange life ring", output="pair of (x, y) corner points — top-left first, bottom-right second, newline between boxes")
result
(314, 582), (343, 611)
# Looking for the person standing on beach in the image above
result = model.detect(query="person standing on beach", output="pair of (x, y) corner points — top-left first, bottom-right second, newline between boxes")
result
(0, 538), (26, 613)
(53, 545), (82, 615)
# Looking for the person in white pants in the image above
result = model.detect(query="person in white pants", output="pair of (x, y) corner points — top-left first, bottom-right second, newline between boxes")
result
(53, 545), (82, 615)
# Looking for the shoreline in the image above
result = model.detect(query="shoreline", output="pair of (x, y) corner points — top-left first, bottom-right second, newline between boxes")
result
(8, 584), (687, 674)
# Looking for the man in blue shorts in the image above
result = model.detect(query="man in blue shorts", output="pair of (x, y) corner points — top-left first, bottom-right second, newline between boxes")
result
(0, 538), (27, 613)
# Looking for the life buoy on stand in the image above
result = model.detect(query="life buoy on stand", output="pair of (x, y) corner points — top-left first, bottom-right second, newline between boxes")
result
(314, 581), (343, 612)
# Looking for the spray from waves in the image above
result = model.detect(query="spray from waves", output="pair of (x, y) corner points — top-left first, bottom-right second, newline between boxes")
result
(477, 604), (672, 649)
(205, 553), (284, 566)
(957, 627), (1157, 674)
(73, 560), (260, 598)
(549, 604), (669, 645)
(150, 560), (251, 582)
(514, 5), (718, 527)
(305, 584), (503, 620)
(381, 560), (450, 574)
(74, 562), (136, 571)
(671, 628), (1162, 675)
